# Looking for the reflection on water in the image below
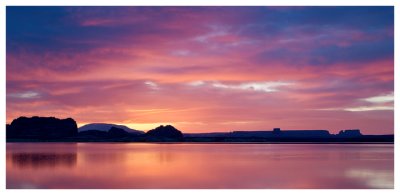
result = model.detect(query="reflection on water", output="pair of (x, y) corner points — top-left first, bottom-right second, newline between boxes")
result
(9, 153), (77, 169)
(6, 143), (394, 189)
(345, 168), (393, 188)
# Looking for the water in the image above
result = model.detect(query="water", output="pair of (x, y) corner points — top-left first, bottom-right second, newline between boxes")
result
(6, 143), (394, 189)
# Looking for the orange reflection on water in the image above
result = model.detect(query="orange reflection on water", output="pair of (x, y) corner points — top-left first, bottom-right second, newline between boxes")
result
(6, 143), (394, 189)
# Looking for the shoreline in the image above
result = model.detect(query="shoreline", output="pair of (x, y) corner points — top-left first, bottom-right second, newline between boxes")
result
(5, 140), (394, 144)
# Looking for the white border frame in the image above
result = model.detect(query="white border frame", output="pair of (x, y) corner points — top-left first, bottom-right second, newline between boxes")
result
(1, 1), (398, 194)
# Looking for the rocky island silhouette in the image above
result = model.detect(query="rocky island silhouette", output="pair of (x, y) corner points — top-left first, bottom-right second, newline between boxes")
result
(6, 116), (394, 143)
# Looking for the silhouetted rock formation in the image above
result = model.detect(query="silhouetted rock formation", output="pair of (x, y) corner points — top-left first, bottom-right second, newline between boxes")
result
(146, 125), (183, 139)
(78, 123), (144, 135)
(6, 124), (12, 137)
(337, 129), (362, 137)
(7, 116), (78, 139)
(273, 128), (281, 134)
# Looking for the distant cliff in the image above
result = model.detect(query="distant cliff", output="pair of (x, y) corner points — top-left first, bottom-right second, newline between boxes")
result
(7, 116), (78, 139)
(230, 129), (331, 138)
(337, 129), (362, 137)
(186, 128), (331, 138)
(183, 128), (393, 143)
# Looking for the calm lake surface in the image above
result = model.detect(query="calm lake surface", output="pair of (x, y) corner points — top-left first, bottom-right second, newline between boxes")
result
(6, 143), (393, 189)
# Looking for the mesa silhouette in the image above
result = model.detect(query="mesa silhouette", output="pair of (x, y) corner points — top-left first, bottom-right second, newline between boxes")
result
(6, 116), (394, 143)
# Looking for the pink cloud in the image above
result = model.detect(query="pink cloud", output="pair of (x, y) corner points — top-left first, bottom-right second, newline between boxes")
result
(6, 7), (394, 134)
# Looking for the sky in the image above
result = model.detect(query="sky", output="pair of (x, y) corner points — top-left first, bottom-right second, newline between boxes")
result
(6, 6), (394, 134)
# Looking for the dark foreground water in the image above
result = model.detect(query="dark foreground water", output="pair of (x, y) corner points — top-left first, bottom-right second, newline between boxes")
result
(6, 143), (393, 189)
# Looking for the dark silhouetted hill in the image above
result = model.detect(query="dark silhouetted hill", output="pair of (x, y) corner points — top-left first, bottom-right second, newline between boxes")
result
(78, 123), (144, 135)
(77, 130), (109, 138)
(108, 127), (132, 138)
(6, 116), (78, 139)
(76, 127), (134, 139)
(145, 125), (183, 141)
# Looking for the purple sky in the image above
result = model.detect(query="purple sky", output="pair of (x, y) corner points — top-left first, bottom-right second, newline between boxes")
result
(6, 6), (394, 134)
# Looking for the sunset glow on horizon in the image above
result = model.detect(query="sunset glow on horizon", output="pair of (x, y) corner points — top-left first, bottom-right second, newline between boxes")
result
(6, 6), (394, 134)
